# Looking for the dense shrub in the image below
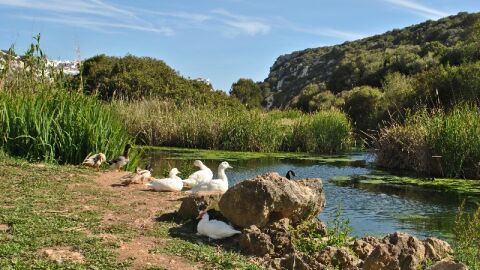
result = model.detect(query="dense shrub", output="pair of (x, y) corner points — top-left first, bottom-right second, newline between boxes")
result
(340, 86), (385, 131)
(79, 54), (243, 108)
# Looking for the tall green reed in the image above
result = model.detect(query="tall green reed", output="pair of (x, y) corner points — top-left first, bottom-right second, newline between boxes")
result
(0, 89), (132, 164)
(117, 100), (353, 154)
(376, 103), (480, 178)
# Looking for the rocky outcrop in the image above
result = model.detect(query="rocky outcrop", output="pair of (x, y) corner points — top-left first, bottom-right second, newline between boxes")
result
(240, 226), (458, 270)
(177, 192), (222, 219)
(219, 172), (325, 228)
(362, 232), (455, 270)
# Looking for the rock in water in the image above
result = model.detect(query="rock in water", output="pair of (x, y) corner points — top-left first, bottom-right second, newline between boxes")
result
(219, 172), (325, 228)
(177, 192), (223, 219)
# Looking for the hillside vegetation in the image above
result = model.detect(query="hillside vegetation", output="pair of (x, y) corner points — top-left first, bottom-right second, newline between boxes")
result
(263, 12), (480, 110)
(79, 54), (242, 108)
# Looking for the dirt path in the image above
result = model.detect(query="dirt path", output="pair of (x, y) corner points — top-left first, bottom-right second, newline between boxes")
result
(90, 171), (197, 270)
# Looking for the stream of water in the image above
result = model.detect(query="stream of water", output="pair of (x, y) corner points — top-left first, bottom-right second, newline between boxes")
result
(141, 148), (474, 240)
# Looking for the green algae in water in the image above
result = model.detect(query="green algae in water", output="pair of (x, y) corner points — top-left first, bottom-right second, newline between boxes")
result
(331, 173), (480, 198)
(139, 146), (367, 166)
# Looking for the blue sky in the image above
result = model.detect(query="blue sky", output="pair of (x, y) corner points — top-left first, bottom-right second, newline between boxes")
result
(1, 0), (479, 91)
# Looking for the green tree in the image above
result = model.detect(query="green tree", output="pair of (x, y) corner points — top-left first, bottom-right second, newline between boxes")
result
(229, 78), (265, 108)
(341, 86), (385, 131)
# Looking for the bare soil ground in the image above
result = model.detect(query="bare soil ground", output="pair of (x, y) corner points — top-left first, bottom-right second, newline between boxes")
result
(89, 171), (197, 270)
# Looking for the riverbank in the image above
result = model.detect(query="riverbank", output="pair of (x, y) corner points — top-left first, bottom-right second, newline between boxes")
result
(0, 157), (260, 269)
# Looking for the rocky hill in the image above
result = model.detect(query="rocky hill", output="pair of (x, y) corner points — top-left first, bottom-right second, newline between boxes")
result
(264, 12), (480, 108)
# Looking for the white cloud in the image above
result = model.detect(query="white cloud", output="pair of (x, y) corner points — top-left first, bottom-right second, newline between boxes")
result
(17, 14), (173, 35)
(211, 9), (271, 36)
(0, 0), (132, 17)
(384, 0), (449, 19)
(0, 0), (173, 35)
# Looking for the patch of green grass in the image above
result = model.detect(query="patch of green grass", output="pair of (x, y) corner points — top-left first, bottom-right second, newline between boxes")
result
(154, 239), (263, 270)
(290, 207), (354, 256)
(0, 159), (131, 269)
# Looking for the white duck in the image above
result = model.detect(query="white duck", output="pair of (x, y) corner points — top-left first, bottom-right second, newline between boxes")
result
(182, 160), (213, 188)
(145, 168), (183, 192)
(196, 210), (241, 240)
(82, 153), (106, 169)
(188, 161), (232, 194)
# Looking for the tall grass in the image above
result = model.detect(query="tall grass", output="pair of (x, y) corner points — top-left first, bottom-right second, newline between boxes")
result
(425, 104), (480, 178)
(376, 103), (480, 178)
(0, 36), (134, 165)
(454, 202), (480, 269)
(288, 111), (353, 154)
(0, 88), (132, 164)
(116, 100), (353, 154)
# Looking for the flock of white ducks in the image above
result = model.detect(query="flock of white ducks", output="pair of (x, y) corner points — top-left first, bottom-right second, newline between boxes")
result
(84, 147), (243, 240)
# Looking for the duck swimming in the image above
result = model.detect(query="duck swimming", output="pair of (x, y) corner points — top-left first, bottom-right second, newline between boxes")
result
(108, 144), (131, 171)
(82, 153), (106, 169)
(196, 210), (241, 240)
(182, 160), (213, 188)
(188, 161), (232, 194)
(286, 170), (296, 180)
(145, 168), (183, 192)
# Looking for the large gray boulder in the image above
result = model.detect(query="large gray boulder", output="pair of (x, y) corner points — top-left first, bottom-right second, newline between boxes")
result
(219, 172), (325, 228)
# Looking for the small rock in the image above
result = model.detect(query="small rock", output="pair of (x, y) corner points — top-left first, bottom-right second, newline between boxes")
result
(316, 246), (361, 270)
(177, 192), (222, 219)
(352, 236), (380, 260)
(382, 231), (425, 269)
(363, 244), (401, 270)
(423, 237), (454, 261)
(427, 260), (469, 270)
(280, 252), (324, 270)
(0, 224), (10, 233)
(239, 225), (274, 256)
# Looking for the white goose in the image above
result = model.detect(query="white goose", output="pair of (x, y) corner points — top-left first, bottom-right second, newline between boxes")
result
(182, 160), (213, 188)
(196, 210), (241, 240)
(188, 161), (232, 194)
(145, 168), (183, 192)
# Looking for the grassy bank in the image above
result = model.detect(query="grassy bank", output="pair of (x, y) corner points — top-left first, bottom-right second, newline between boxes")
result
(115, 100), (353, 154)
(0, 156), (261, 269)
(376, 103), (480, 179)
